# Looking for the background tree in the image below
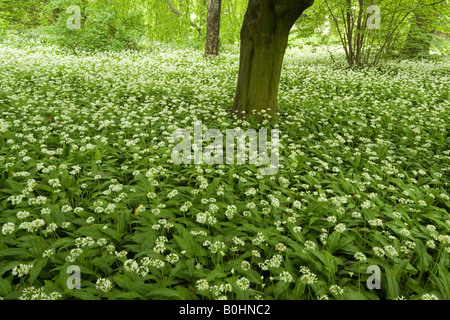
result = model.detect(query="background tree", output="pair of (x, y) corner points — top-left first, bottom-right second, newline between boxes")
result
(0, 0), (50, 31)
(204, 0), (221, 57)
(401, 0), (449, 58)
(45, 0), (146, 51)
(321, 0), (449, 67)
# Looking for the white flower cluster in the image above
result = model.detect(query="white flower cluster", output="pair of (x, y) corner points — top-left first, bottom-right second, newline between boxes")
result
(299, 266), (318, 285)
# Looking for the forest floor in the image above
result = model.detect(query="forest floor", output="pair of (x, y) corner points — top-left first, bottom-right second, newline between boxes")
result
(0, 38), (449, 300)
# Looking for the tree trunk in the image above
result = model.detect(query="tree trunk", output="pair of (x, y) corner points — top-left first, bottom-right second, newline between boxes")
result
(204, 0), (222, 58)
(232, 0), (314, 121)
(401, 12), (433, 58)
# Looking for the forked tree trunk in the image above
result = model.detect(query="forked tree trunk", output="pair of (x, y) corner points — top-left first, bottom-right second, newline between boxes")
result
(232, 0), (314, 121)
(204, 0), (222, 58)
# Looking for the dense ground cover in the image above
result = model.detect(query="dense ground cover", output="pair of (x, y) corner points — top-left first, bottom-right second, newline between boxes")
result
(0, 38), (449, 300)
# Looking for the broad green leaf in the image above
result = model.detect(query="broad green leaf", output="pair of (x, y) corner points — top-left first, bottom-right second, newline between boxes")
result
(146, 288), (188, 300)
(343, 289), (369, 300)
(0, 248), (33, 258)
(326, 231), (341, 253)
(0, 278), (12, 296)
(113, 274), (132, 291)
(292, 278), (306, 299)
(385, 269), (400, 300)
(68, 289), (101, 300)
(28, 258), (48, 285)
(274, 280), (289, 300)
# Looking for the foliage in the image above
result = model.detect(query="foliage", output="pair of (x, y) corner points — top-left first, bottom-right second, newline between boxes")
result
(0, 38), (449, 300)
(145, 0), (246, 47)
(401, 0), (450, 58)
(313, 0), (450, 66)
(44, 0), (146, 51)
(1, 0), (448, 56)
(0, 0), (50, 31)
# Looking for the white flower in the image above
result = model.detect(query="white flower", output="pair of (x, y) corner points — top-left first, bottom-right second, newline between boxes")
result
(41, 208), (51, 215)
(275, 243), (286, 252)
(236, 277), (250, 290)
(124, 259), (140, 273)
(329, 285), (344, 296)
(196, 279), (209, 291)
(279, 271), (293, 283)
(400, 228), (410, 237)
(368, 219), (383, 227)
(327, 216), (337, 224)
(438, 235), (449, 244)
(418, 200), (427, 207)
(19, 287), (62, 300)
(421, 293), (439, 300)
(167, 189), (178, 198)
(299, 266), (318, 285)
(2, 222), (15, 235)
(335, 223), (346, 233)
(304, 240), (316, 251)
(354, 252), (367, 261)
(166, 253), (179, 264)
(361, 200), (371, 208)
(17, 211), (30, 219)
(42, 249), (54, 258)
(384, 245), (399, 258)
(12, 264), (34, 277)
(241, 260), (251, 271)
(96, 278), (113, 293)
(292, 200), (302, 209)
(426, 240), (436, 249)
(373, 247), (385, 257)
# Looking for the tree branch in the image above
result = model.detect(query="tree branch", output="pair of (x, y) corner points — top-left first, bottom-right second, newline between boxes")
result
(163, 0), (202, 36)
(164, 0), (182, 17)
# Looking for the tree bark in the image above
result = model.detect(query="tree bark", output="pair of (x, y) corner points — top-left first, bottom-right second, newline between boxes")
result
(232, 0), (314, 121)
(204, 0), (222, 58)
(401, 12), (433, 58)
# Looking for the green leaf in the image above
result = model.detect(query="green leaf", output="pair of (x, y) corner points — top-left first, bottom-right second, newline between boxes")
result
(105, 290), (144, 300)
(28, 258), (48, 284)
(414, 240), (432, 272)
(131, 282), (158, 296)
(185, 258), (195, 278)
(292, 277), (306, 299)
(146, 288), (187, 300)
(393, 259), (409, 281)
(0, 248), (33, 258)
(311, 250), (337, 279)
(205, 265), (227, 282)
(326, 231), (341, 253)
(240, 268), (262, 285)
(113, 274), (132, 291)
(173, 227), (198, 257)
(0, 277), (12, 296)
(0, 261), (21, 277)
(385, 269), (400, 300)
(68, 289), (101, 300)
(274, 280), (289, 300)
(343, 289), (368, 300)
